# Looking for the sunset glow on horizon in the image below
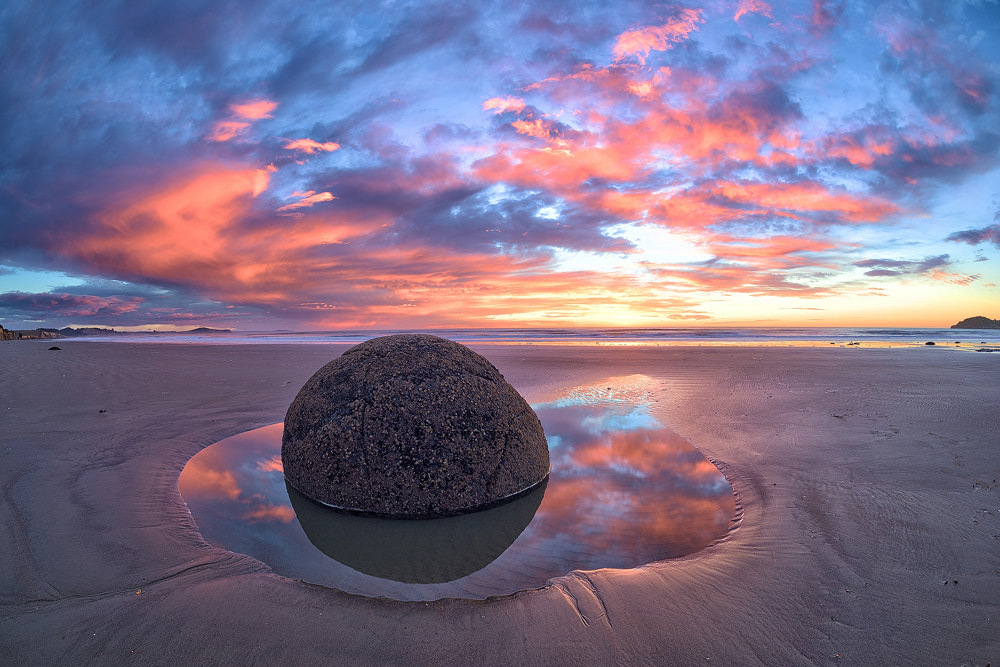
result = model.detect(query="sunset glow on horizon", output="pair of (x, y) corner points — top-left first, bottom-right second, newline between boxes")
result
(2, 1), (998, 330)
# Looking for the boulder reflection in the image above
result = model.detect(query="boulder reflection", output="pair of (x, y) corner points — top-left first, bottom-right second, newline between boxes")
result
(179, 375), (736, 600)
(287, 479), (546, 584)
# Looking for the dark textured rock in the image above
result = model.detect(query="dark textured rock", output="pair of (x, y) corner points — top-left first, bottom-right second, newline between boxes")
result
(282, 334), (549, 518)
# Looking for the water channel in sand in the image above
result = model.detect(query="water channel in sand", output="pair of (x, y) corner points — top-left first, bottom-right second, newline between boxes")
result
(179, 375), (736, 601)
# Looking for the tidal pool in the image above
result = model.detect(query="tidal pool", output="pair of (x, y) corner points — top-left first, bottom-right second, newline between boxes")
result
(179, 375), (735, 601)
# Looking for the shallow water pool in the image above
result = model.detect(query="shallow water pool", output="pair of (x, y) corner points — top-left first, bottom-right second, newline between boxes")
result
(179, 375), (735, 601)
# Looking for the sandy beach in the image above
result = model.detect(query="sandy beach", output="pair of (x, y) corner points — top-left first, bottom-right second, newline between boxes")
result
(1, 341), (998, 665)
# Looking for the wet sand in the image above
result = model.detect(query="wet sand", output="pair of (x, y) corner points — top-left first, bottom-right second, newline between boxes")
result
(2, 341), (998, 665)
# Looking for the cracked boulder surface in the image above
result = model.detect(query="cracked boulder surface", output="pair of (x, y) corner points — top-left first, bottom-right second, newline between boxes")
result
(281, 334), (550, 518)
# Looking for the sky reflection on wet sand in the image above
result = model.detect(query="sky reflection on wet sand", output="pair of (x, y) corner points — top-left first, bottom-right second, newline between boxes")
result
(179, 375), (735, 600)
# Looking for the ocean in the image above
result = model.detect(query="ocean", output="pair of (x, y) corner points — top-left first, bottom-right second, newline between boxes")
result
(64, 326), (1000, 349)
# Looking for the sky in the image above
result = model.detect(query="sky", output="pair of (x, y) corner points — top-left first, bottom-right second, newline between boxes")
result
(2, 0), (999, 331)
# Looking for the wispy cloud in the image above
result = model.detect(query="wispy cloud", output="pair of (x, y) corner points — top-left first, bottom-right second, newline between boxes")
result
(946, 224), (1000, 248)
(854, 255), (951, 277)
(483, 97), (527, 114)
(278, 191), (338, 212)
(612, 9), (704, 64)
(284, 138), (341, 154)
(209, 99), (279, 142)
(734, 0), (773, 23)
(230, 100), (278, 120)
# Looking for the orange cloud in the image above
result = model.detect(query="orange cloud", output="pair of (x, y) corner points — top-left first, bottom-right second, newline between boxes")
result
(178, 450), (242, 501)
(527, 63), (627, 98)
(85, 164), (272, 265)
(511, 119), (548, 139)
(483, 96), (527, 114)
(480, 70), (904, 227)
(208, 98), (278, 142)
(649, 262), (836, 297)
(244, 504), (296, 523)
(626, 80), (655, 98)
(820, 132), (895, 168)
(708, 180), (900, 222)
(941, 273), (980, 286)
(278, 191), (337, 212)
(208, 121), (251, 143)
(230, 99), (278, 120)
(70, 160), (656, 324)
(734, 0), (773, 22)
(475, 142), (637, 194)
(351, 263), (707, 328)
(284, 138), (341, 154)
(698, 234), (839, 272)
(478, 85), (899, 232)
(257, 455), (283, 473)
(510, 118), (568, 146)
(612, 9), (704, 64)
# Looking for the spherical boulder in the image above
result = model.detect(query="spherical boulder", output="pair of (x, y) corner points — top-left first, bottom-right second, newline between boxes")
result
(281, 334), (549, 518)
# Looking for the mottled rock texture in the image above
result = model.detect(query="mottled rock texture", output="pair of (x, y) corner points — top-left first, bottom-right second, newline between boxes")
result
(282, 334), (549, 517)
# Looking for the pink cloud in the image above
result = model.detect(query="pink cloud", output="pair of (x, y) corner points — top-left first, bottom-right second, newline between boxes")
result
(612, 9), (704, 64)
(257, 455), (283, 472)
(278, 191), (337, 212)
(706, 180), (900, 223)
(941, 273), (979, 286)
(230, 99), (278, 120)
(284, 138), (341, 154)
(649, 262), (837, 297)
(207, 98), (278, 142)
(626, 80), (655, 99)
(69, 164), (274, 287)
(59, 159), (659, 325)
(208, 121), (251, 143)
(703, 235), (838, 269)
(734, 0), (773, 22)
(809, 0), (844, 36)
(244, 504), (296, 523)
(483, 96), (527, 114)
(475, 21), (915, 247)
(510, 118), (568, 147)
(819, 130), (895, 168)
(177, 449), (242, 501)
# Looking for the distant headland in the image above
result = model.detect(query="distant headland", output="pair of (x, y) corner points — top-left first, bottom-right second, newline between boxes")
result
(951, 316), (1000, 330)
(1, 324), (231, 340)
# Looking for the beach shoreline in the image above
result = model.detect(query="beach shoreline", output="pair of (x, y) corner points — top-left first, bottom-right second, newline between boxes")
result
(2, 341), (998, 665)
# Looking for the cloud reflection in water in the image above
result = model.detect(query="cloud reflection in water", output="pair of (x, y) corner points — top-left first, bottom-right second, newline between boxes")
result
(179, 375), (735, 600)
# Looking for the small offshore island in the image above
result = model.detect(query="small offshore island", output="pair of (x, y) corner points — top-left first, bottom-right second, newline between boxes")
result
(951, 315), (1000, 329)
